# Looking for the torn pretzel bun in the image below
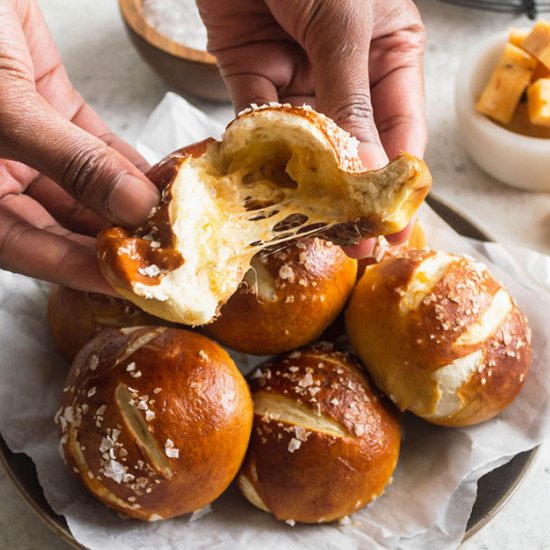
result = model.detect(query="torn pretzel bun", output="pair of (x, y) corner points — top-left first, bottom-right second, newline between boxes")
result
(346, 249), (532, 427)
(202, 237), (357, 355)
(56, 327), (253, 520)
(97, 104), (432, 326)
(238, 343), (401, 524)
(48, 285), (161, 363)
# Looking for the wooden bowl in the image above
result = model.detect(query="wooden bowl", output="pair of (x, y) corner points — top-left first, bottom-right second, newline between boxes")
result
(119, 0), (230, 102)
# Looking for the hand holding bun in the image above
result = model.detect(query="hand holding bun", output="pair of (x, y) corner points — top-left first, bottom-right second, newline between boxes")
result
(203, 238), (357, 355)
(346, 249), (532, 427)
(97, 104), (431, 326)
(56, 327), (253, 520)
(48, 286), (161, 362)
(238, 343), (400, 523)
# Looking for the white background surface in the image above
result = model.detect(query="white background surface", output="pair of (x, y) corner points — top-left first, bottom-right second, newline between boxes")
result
(1, 0), (549, 548)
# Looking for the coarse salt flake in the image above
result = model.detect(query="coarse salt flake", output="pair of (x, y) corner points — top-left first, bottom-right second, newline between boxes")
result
(89, 355), (99, 370)
(298, 373), (314, 388)
(165, 439), (179, 459)
(138, 264), (161, 277)
(288, 438), (302, 453)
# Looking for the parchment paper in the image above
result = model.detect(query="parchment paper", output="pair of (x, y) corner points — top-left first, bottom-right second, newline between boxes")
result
(1, 92), (550, 550)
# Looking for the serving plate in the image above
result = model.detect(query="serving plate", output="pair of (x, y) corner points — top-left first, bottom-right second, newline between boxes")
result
(0, 195), (539, 549)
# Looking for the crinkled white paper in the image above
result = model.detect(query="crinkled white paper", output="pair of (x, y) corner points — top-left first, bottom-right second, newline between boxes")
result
(1, 93), (550, 550)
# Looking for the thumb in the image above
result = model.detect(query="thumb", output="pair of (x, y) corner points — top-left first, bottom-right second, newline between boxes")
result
(296, 1), (388, 169)
(1, 90), (159, 227)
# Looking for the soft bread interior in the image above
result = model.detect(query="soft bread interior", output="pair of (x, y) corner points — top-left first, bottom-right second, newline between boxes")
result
(102, 106), (431, 325)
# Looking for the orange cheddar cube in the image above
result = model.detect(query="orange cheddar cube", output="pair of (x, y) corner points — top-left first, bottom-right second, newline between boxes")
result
(509, 27), (529, 48)
(522, 20), (550, 70)
(532, 62), (550, 82)
(476, 43), (537, 124)
(527, 78), (550, 127)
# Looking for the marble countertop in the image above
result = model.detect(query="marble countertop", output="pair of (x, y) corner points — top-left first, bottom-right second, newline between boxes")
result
(1, 0), (549, 548)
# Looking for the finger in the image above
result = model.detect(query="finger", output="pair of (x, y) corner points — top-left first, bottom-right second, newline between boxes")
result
(358, 142), (389, 172)
(18, 0), (151, 173)
(369, 31), (427, 159)
(26, 175), (107, 236)
(213, 37), (312, 114)
(0, 195), (113, 294)
(279, 95), (315, 108)
(341, 238), (376, 259)
(0, 89), (159, 227)
(225, 72), (278, 114)
(385, 218), (415, 245)
(292, 2), (387, 165)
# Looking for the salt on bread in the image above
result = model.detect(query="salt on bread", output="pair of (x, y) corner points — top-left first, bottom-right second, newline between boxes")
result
(203, 237), (357, 355)
(55, 326), (253, 520)
(346, 249), (532, 427)
(238, 343), (400, 523)
(97, 104), (431, 326)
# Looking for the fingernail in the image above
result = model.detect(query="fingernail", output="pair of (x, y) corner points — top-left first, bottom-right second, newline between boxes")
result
(107, 174), (160, 227)
(341, 238), (376, 259)
(358, 142), (388, 170)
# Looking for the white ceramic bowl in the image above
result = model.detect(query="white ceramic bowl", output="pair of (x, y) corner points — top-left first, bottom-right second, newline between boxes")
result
(455, 32), (550, 192)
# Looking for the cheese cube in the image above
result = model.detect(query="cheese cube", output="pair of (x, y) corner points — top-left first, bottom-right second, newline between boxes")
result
(522, 20), (550, 70)
(527, 78), (550, 127)
(502, 102), (550, 138)
(532, 62), (550, 82)
(476, 43), (537, 124)
(508, 28), (529, 48)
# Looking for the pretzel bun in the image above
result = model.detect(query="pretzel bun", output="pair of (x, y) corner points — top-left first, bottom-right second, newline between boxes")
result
(55, 327), (253, 520)
(203, 238), (357, 355)
(357, 219), (426, 279)
(346, 249), (532, 427)
(47, 286), (161, 362)
(238, 343), (400, 523)
(97, 104), (431, 326)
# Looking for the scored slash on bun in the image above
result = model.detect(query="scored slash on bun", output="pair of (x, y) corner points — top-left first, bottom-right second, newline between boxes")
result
(55, 327), (253, 520)
(203, 237), (357, 355)
(238, 343), (401, 524)
(346, 249), (532, 427)
(97, 104), (431, 326)
(47, 285), (161, 362)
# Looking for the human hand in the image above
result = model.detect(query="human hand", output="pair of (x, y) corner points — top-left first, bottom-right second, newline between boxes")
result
(198, 0), (427, 257)
(0, 0), (159, 293)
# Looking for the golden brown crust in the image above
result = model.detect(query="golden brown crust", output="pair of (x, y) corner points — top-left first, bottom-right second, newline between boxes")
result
(346, 249), (532, 427)
(47, 286), (160, 363)
(239, 343), (401, 523)
(202, 238), (357, 354)
(97, 104), (431, 326)
(56, 327), (253, 520)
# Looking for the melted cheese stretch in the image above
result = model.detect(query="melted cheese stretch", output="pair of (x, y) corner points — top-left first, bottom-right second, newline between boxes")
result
(137, 155), (343, 325)
(129, 111), (428, 325)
